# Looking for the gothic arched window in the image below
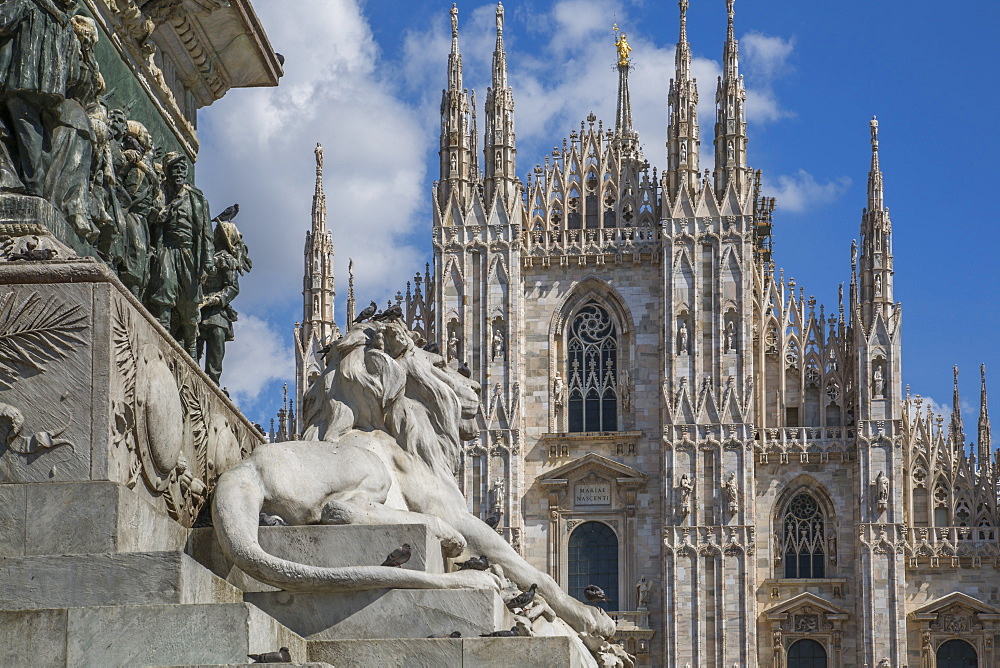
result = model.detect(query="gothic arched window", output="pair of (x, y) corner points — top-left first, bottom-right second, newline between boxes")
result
(937, 639), (978, 668)
(780, 492), (826, 579)
(567, 301), (618, 432)
(787, 639), (827, 668)
(568, 521), (618, 610)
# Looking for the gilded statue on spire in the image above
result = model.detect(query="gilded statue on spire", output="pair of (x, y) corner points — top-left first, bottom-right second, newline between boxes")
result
(613, 24), (632, 67)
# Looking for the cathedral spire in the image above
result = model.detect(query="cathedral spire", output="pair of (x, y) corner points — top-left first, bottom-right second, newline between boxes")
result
(666, 0), (700, 197)
(484, 2), (518, 210)
(346, 258), (355, 326)
(613, 25), (637, 152)
(437, 3), (475, 213)
(858, 117), (894, 323)
(868, 114), (885, 211)
(951, 365), (966, 448)
(303, 143), (336, 344)
(713, 0), (750, 197)
(980, 364), (992, 465)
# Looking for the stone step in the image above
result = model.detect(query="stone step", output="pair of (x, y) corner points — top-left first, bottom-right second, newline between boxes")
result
(187, 523), (446, 593)
(0, 481), (188, 558)
(0, 551), (241, 610)
(245, 587), (514, 641)
(0, 603), (305, 668)
(308, 636), (596, 668)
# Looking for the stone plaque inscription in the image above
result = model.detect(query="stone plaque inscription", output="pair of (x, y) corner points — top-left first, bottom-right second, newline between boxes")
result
(575, 482), (611, 506)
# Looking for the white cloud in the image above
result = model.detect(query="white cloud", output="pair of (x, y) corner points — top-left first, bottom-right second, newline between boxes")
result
(763, 170), (851, 214)
(197, 0), (429, 315)
(219, 315), (294, 407)
(741, 32), (794, 82)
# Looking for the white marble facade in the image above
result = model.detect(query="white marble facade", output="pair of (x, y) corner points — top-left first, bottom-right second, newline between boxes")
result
(295, 3), (1000, 666)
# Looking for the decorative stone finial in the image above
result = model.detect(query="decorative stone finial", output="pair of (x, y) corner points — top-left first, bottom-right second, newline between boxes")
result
(870, 115), (879, 146)
(450, 3), (459, 39)
(496, 2), (504, 33)
(314, 142), (323, 170)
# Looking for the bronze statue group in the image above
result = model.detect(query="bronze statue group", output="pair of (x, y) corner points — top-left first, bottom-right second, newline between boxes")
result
(0, 0), (250, 385)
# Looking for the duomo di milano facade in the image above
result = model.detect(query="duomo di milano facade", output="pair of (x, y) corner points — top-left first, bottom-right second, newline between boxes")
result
(281, 2), (1000, 666)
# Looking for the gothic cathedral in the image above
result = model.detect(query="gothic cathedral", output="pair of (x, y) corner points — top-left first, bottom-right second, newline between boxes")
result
(290, 3), (1000, 665)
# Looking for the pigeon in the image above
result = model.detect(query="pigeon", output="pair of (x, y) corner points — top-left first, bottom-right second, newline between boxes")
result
(584, 585), (609, 603)
(354, 300), (378, 323)
(481, 625), (528, 637)
(259, 512), (289, 526)
(275, 52), (285, 66)
(428, 631), (462, 638)
(7, 238), (57, 261)
(423, 342), (441, 354)
(372, 303), (403, 322)
(247, 647), (291, 663)
(381, 543), (412, 567)
(214, 203), (239, 222)
(456, 555), (490, 571)
(484, 510), (502, 530)
(457, 360), (471, 378)
(505, 584), (538, 612)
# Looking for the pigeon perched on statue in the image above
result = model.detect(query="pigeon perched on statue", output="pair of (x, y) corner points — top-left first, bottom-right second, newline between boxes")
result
(428, 631), (462, 638)
(456, 555), (490, 571)
(484, 510), (502, 530)
(354, 300), (378, 323)
(505, 583), (538, 612)
(423, 341), (441, 354)
(457, 360), (471, 378)
(584, 584), (610, 603)
(481, 625), (528, 637)
(372, 303), (403, 322)
(247, 647), (291, 663)
(214, 203), (239, 222)
(381, 543), (412, 567)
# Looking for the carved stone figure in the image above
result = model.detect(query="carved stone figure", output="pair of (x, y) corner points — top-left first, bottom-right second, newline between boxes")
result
(198, 217), (250, 384)
(725, 321), (735, 352)
(553, 372), (565, 412)
(724, 472), (739, 514)
(678, 473), (692, 515)
(875, 470), (889, 511)
(146, 153), (214, 357)
(636, 575), (652, 609)
(872, 363), (885, 398)
(0, 0), (98, 241)
(447, 332), (459, 362)
(619, 368), (631, 412)
(678, 320), (689, 354)
(491, 327), (505, 361)
(117, 120), (160, 297)
(211, 321), (615, 638)
(490, 476), (505, 514)
(875, 273), (883, 297)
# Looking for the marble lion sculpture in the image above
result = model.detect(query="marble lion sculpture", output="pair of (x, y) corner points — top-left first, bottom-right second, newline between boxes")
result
(212, 321), (615, 638)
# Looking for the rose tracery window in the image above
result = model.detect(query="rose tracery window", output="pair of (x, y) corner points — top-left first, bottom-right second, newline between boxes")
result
(567, 301), (618, 432)
(781, 492), (827, 578)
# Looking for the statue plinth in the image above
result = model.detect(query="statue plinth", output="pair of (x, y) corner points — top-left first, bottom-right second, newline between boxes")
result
(0, 255), (261, 528)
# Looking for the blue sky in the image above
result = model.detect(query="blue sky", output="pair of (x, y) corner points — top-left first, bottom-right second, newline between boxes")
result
(196, 0), (1000, 434)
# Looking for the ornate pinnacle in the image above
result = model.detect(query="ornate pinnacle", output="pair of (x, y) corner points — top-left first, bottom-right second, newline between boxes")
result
(679, 0), (689, 42)
(727, 0), (736, 39)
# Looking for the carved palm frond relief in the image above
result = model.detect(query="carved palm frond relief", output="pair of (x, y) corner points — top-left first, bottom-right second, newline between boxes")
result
(0, 291), (88, 390)
(112, 299), (139, 404)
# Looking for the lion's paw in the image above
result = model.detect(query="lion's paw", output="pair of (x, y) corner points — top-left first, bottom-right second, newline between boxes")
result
(561, 600), (616, 638)
(431, 519), (467, 557)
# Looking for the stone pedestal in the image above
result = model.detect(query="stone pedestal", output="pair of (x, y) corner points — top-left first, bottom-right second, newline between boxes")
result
(0, 258), (261, 527)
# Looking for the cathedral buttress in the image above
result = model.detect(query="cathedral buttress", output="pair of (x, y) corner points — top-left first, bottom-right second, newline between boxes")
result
(436, 3), (476, 217)
(665, 0), (700, 200)
(713, 0), (750, 199)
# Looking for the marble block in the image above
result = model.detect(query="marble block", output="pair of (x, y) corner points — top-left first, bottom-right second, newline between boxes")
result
(0, 551), (241, 610)
(0, 259), (262, 528)
(186, 523), (446, 593)
(309, 637), (596, 668)
(245, 587), (511, 640)
(0, 481), (188, 557)
(0, 603), (305, 667)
